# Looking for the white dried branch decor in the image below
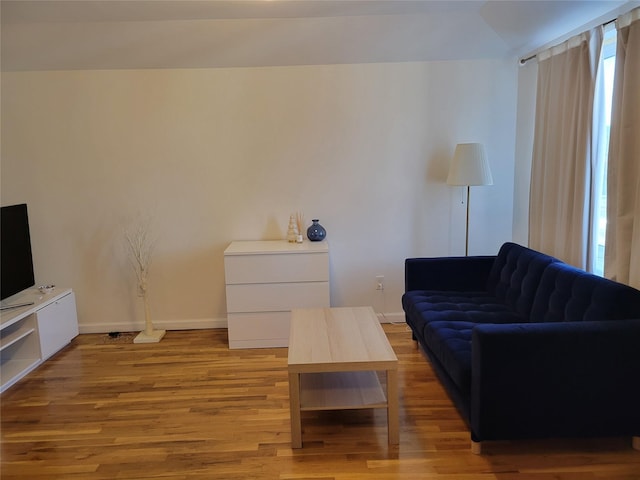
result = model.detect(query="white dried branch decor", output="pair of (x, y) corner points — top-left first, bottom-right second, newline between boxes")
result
(124, 218), (165, 344)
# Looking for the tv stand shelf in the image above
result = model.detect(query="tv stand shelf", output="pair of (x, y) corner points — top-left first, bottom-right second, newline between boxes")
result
(1, 322), (37, 350)
(1, 288), (78, 393)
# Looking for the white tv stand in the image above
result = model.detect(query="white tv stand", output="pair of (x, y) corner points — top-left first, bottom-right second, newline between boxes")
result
(0, 287), (78, 393)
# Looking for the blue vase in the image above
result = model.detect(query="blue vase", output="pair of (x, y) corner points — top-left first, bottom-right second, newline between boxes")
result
(306, 219), (326, 241)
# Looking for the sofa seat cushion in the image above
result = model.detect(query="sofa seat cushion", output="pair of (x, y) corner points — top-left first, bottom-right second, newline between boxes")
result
(423, 321), (476, 394)
(402, 290), (525, 334)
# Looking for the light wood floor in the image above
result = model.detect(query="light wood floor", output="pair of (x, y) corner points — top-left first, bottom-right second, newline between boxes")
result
(2, 324), (639, 479)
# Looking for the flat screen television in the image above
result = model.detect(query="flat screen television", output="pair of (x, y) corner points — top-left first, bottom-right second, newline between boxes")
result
(1, 204), (36, 301)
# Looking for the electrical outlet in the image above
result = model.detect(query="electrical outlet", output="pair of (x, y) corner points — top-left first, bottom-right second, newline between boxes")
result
(375, 275), (384, 291)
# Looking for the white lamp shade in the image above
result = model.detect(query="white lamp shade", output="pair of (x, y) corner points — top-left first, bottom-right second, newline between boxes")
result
(446, 143), (493, 186)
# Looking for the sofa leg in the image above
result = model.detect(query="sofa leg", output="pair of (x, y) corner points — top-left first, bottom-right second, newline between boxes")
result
(471, 440), (482, 455)
(633, 436), (640, 451)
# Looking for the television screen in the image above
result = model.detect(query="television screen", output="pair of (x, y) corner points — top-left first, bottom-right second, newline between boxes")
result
(1, 204), (36, 300)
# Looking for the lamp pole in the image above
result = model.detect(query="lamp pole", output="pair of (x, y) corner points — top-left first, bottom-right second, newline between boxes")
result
(465, 185), (471, 256)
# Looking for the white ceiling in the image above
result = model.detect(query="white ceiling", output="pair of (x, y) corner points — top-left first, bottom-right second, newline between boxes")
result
(1, 0), (637, 71)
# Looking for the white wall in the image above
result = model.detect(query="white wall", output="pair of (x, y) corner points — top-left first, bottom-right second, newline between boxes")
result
(1, 59), (517, 332)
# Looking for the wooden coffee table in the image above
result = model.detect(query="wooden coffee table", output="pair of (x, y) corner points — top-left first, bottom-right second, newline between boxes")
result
(287, 306), (399, 448)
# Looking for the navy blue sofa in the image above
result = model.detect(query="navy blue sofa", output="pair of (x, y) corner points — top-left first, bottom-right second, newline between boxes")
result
(402, 242), (640, 452)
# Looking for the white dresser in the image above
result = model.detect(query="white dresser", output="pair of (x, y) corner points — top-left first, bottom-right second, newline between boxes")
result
(224, 240), (330, 349)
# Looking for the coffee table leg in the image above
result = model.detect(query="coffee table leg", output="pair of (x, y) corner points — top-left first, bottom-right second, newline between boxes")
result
(289, 372), (302, 448)
(387, 368), (399, 445)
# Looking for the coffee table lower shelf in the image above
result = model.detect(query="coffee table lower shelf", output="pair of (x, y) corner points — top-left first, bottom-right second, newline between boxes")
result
(299, 371), (388, 411)
(290, 369), (398, 448)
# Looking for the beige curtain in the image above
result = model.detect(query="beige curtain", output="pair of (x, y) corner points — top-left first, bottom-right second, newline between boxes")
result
(605, 8), (640, 288)
(529, 29), (603, 268)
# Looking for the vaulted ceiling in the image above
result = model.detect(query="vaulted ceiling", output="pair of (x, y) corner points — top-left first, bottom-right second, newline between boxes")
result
(1, 0), (637, 71)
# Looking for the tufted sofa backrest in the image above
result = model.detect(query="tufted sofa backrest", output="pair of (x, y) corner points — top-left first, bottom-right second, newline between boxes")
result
(530, 261), (640, 323)
(486, 243), (558, 320)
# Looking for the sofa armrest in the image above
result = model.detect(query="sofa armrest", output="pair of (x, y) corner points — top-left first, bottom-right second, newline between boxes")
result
(405, 256), (495, 292)
(470, 320), (640, 442)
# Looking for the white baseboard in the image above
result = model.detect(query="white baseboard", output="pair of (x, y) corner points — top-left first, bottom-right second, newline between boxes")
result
(79, 317), (228, 334)
(377, 312), (405, 324)
(79, 312), (404, 334)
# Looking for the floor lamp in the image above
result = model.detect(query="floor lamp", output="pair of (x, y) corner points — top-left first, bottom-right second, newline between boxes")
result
(446, 143), (493, 256)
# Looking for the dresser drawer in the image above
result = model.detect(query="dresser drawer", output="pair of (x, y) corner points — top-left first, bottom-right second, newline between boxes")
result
(226, 282), (329, 313)
(224, 252), (329, 284)
(227, 312), (290, 348)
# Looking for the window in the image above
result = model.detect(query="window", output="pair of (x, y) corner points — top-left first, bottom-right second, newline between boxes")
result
(592, 26), (617, 276)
